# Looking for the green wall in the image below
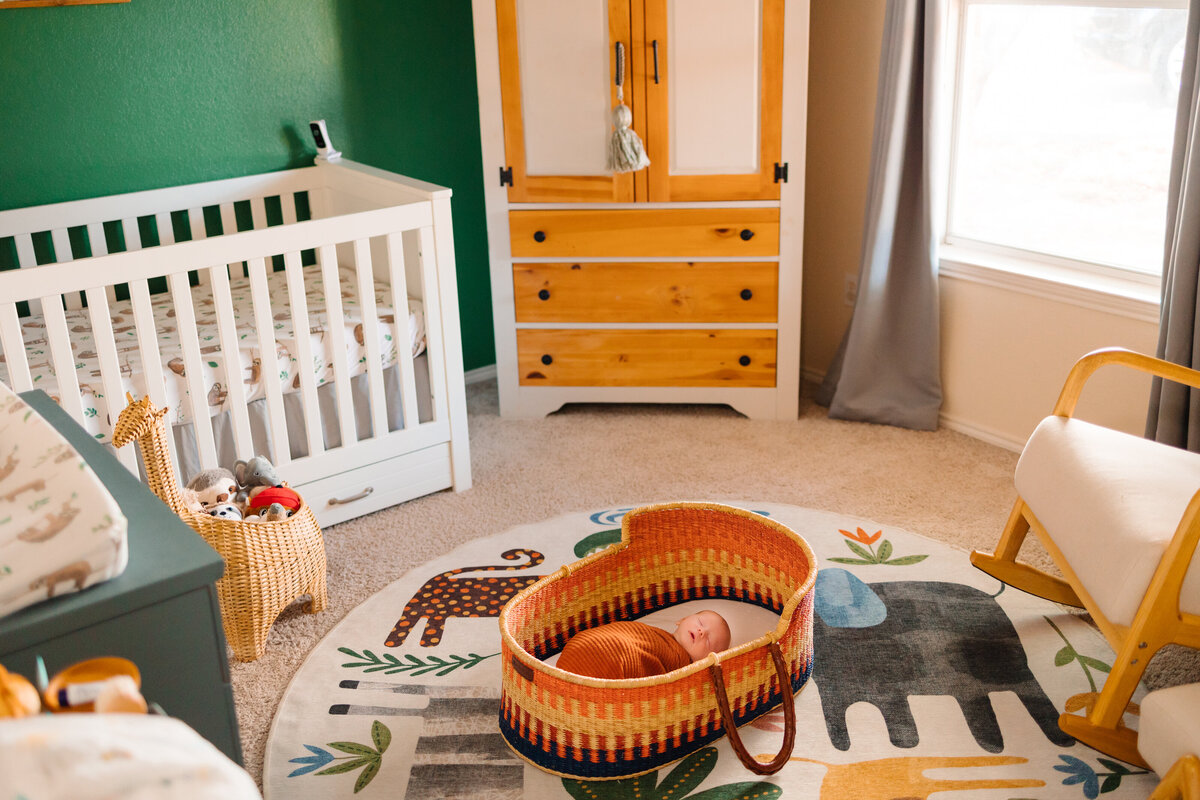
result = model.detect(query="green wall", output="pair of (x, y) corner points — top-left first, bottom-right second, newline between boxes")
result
(0, 0), (495, 371)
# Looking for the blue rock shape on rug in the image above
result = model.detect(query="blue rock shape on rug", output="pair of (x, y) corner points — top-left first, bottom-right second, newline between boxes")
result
(812, 569), (1072, 752)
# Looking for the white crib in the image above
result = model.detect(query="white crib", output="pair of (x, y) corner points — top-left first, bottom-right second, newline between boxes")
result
(0, 158), (471, 527)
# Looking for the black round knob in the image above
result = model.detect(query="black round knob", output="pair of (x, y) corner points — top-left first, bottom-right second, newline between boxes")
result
(538, 289), (551, 301)
(739, 355), (751, 367)
(740, 288), (753, 300)
(739, 229), (754, 241)
(533, 230), (547, 243)
(541, 354), (553, 365)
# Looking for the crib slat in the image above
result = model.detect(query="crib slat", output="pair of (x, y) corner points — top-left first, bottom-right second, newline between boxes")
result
(188, 208), (210, 286)
(120, 218), (144, 252)
(168, 271), (219, 469)
(0, 305), (33, 392)
(283, 249), (324, 458)
(280, 194), (298, 226)
(206, 265), (254, 462)
(385, 232), (419, 429)
(353, 238), (388, 438)
(50, 228), (83, 311)
(85, 223), (119, 304)
(128, 278), (179, 471)
(218, 203), (244, 278)
(417, 225), (449, 424)
(247, 255), (290, 466)
(41, 296), (86, 424)
(317, 243), (357, 448)
(85, 287), (139, 473)
(12, 234), (42, 318)
(250, 197), (268, 232)
(154, 213), (176, 247)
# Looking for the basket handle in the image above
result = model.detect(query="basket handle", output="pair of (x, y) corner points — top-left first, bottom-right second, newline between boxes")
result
(707, 641), (796, 775)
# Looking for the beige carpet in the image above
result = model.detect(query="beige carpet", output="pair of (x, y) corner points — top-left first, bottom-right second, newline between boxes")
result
(229, 379), (1200, 785)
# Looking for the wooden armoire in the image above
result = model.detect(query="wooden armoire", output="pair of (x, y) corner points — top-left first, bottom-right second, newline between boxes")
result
(472, 0), (808, 419)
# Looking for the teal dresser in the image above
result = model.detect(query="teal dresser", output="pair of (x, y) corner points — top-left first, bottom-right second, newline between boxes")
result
(0, 391), (242, 764)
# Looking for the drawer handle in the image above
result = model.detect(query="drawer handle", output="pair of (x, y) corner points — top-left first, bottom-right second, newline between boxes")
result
(739, 355), (751, 367)
(739, 229), (755, 241)
(538, 289), (551, 301)
(740, 288), (753, 300)
(328, 486), (375, 506)
(541, 354), (554, 365)
(533, 230), (547, 243)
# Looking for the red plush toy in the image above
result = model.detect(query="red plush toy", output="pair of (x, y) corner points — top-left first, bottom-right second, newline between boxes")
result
(247, 485), (302, 515)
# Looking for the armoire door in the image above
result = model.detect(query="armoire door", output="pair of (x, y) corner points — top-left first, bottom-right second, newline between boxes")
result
(643, 0), (785, 201)
(496, 0), (638, 203)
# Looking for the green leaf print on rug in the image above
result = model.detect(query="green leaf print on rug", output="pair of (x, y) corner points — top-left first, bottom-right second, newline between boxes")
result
(338, 647), (498, 677)
(828, 527), (929, 566)
(288, 719), (391, 794)
(562, 748), (781, 800)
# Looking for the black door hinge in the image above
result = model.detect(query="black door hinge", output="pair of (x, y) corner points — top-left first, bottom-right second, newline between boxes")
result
(774, 162), (788, 183)
(499, 166), (514, 187)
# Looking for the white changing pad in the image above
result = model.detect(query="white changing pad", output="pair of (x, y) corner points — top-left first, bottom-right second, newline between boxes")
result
(0, 264), (425, 441)
(0, 713), (261, 800)
(0, 381), (128, 619)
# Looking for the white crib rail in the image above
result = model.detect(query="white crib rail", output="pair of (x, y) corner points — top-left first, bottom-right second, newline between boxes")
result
(0, 197), (437, 479)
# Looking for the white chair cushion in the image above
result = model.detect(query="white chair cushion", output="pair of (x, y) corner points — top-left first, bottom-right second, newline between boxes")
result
(1015, 416), (1200, 627)
(1138, 682), (1200, 775)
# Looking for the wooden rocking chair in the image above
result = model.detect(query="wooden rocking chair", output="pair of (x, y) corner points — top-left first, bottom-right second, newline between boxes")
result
(971, 348), (1200, 768)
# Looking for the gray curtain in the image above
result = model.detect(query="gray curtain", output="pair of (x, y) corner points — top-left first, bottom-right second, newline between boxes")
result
(1147, 0), (1200, 450)
(816, 0), (947, 431)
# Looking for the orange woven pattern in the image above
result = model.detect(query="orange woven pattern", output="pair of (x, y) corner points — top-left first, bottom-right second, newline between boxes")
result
(499, 502), (816, 779)
(114, 396), (327, 662)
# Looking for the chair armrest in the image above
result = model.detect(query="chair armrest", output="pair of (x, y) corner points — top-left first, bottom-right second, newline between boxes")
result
(1052, 347), (1200, 418)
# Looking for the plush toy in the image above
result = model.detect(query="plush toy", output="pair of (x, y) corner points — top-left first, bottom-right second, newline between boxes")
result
(247, 486), (302, 518)
(208, 503), (243, 521)
(186, 468), (239, 511)
(178, 487), (205, 515)
(244, 502), (290, 523)
(233, 456), (281, 505)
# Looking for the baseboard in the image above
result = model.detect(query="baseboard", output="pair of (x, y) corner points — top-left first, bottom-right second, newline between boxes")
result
(802, 365), (1024, 451)
(465, 364), (498, 384)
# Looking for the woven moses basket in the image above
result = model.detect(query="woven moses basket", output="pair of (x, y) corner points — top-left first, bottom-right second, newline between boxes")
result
(113, 395), (327, 662)
(499, 501), (817, 780)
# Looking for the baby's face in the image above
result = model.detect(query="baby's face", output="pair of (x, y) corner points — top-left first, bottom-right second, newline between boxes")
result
(673, 611), (731, 662)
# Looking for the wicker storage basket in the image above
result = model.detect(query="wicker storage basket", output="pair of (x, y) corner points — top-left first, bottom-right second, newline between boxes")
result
(113, 395), (327, 662)
(499, 501), (816, 780)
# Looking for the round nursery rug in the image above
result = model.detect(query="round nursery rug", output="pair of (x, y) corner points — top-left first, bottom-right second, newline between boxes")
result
(264, 502), (1158, 800)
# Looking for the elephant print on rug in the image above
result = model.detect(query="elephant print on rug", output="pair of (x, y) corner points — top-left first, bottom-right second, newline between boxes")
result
(812, 569), (1073, 752)
(384, 549), (545, 648)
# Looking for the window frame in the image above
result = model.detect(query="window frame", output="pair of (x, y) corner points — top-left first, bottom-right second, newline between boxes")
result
(942, 0), (1187, 301)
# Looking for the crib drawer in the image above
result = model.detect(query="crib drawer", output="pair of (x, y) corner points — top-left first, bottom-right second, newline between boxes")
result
(513, 262), (778, 323)
(517, 329), (776, 387)
(298, 442), (454, 528)
(508, 209), (780, 258)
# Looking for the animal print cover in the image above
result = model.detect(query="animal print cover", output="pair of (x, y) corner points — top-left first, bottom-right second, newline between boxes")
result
(0, 381), (128, 619)
(0, 265), (425, 441)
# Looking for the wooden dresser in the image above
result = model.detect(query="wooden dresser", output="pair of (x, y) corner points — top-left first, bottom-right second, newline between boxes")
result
(473, 0), (808, 419)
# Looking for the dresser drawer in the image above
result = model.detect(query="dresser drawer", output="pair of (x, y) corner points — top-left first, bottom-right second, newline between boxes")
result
(509, 209), (780, 258)
(516, 329), (776, 387)
(513, 262), (778, 323)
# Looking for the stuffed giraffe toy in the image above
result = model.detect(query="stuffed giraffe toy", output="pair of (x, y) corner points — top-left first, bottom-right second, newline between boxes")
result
(114, 393), (328, 661)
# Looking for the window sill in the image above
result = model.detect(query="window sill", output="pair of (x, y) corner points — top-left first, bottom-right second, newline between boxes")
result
(938, 244), (1161, 324)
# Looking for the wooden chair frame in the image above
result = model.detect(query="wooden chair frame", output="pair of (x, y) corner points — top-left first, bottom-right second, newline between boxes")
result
(971, 347), (1200, 768)
(1149, 754), (1200, 800)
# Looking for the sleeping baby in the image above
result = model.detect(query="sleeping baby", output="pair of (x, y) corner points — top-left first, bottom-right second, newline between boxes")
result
(555, 610), (731, 679)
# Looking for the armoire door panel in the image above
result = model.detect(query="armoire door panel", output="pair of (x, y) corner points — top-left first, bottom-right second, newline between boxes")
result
(497, 0), (636, 202)
(644, 0), (785, 201)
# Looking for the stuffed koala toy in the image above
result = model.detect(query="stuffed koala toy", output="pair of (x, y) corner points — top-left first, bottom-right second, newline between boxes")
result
(186, 468), (239, 511)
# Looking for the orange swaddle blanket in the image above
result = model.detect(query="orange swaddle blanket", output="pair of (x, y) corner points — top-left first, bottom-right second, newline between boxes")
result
(556, 621), (692, 679)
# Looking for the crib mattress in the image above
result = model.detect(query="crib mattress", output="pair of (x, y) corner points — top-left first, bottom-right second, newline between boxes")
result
(0, 265), (424, 441)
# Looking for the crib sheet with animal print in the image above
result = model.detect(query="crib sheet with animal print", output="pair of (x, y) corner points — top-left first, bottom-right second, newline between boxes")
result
(0, 381), (128, 619)
(0, 265), (425, 441)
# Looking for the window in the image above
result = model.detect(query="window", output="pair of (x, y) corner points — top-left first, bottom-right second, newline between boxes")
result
(947, 0), (1188, 283)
